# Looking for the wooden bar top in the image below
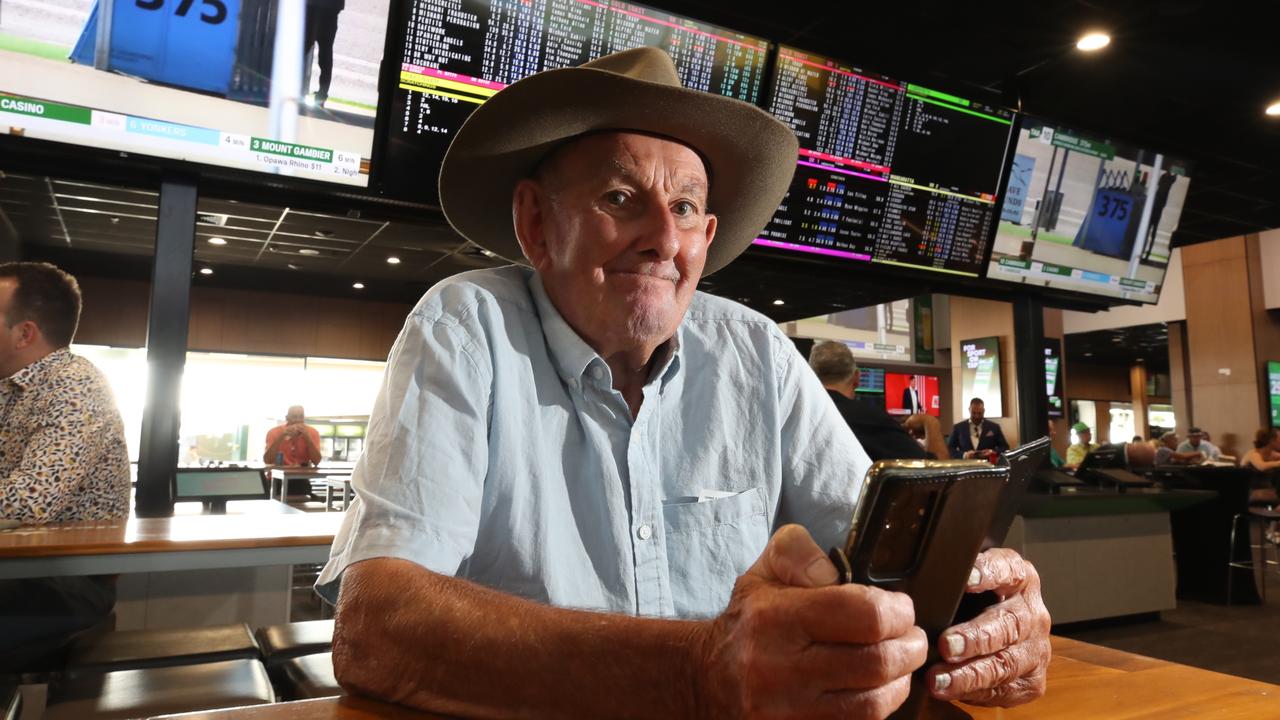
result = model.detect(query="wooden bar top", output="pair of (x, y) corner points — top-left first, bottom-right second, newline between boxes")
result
(153, 636), (1280, 719)
(0, 505), (344, 559)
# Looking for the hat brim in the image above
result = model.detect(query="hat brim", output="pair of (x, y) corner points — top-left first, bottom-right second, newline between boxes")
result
(438, 66), (799, 276)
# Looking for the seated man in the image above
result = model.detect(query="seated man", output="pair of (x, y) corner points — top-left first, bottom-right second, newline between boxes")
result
(1155, 431), (1204, 466)
(1065, 422), (1099, 469)
(946, 397), (1010, 459)
(808, 340), (933, 461)
(1177, 426), (1222, 462)
(0, 262), (131, 668)
(319, 49), (1050, 718)
(263, 405), (322, 467)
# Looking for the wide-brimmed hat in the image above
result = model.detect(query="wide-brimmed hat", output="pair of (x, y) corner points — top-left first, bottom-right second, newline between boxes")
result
(438, 47), (799, 276)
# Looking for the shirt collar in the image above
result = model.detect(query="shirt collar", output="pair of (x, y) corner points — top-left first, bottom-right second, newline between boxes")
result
(528, 272), (683, 390)
(4, 348), (72, 391)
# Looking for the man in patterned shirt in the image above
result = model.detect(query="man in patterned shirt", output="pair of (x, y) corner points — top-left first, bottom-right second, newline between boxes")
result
(0, 261), (131, 669)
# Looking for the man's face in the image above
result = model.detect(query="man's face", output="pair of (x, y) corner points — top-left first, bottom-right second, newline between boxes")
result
(1189, 434), (1202, 447)
(0, 279), (28, 379)
(969, 402), (984, 424)
(1079, 429), (1092, 444)
(514, 132), (716, 354)
(1162, 435), (1177, 449)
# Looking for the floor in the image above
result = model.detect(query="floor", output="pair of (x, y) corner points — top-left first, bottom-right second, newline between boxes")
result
(1060, 568), (1280, 686)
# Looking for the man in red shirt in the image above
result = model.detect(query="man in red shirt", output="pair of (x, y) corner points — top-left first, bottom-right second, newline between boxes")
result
(263, 405), (322, 466)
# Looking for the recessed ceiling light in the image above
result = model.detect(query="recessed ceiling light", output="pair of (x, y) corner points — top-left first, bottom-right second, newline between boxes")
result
(298, 248), (320, 256)
(286, 263), (301, 270)
(208, 237), (227, 246)
(314, 229), (335, 238)
(772, 299), (785, 306)
(1136, 357), (1145, 362)
(1266, 101), (1280, 117)
(1076, 32), (1110, 52)
(1084, 352), (1093, 357)
(198, 267), (213, 275)
(352, 282), (365, 290)
(386, 256), (401, 265)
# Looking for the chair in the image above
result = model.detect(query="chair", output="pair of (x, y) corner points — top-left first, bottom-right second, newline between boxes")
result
(279, 652), (341, 700)
(1227, 507), (1280, 604)
(44, 659), (273, 719)
(66, 623), (260, 675)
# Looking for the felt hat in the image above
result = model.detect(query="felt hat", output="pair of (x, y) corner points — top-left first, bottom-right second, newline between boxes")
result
(437, 47), (799, 276)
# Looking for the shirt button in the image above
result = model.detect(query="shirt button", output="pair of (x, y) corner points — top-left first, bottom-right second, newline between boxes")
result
(637, 524), (653, 541)
(591, 366), (604, 380)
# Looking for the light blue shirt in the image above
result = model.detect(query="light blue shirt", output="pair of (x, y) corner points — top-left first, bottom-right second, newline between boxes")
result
(317, 265), (871, 618)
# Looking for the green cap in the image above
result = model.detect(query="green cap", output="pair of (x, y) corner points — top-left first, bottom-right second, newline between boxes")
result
(1072, 422), (1091, 433)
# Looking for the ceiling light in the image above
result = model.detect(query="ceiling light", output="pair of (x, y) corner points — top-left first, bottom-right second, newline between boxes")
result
(1266, 101), (1280, 117)
(386, 256), (401, 265)
(352, 282), (365, 290)
(198, 267), (213, 275)
(208, 237), (227, 246)
(1076, 32), (1110, 52)
(772, 299), (785, 306)
(1084, 352), (1093, 357)
(286, 263), (301, 270)
(298, 248), (320, 256)
(314, 229), (335, 238)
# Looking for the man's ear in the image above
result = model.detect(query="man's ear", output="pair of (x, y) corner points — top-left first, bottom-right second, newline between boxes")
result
(13, 320), (39, 350)
(513, 179), (552, 271)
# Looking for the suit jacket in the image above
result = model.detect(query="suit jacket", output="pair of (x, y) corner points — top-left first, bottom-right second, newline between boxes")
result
(901, 386), (923, 413)
(828, 390), (929, 462)
(947, 419), (1009, 459)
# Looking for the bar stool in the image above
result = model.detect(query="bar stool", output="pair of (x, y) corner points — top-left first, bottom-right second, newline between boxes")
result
(44, 658), (273, 719)
(1227, 507), (1280, 604)
(279, 652), (341, 700)
(66, 623), (261, 675)
(254, 619), (335, 666)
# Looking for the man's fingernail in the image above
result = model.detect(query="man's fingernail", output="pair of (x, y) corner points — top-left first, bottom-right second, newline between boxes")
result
(968, 566), (982, 587)
(804, 557), (837, 585)
(945, 633), (965, 658)
(935, 672), (951, 690)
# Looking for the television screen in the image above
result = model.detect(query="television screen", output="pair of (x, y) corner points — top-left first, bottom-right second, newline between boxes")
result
(175, 469), (266, 499)
(959, 336), (1003, 417)
(1044, 338), (1064, 418)
(754, 46), (1016, 276)
(0, 0), (388, 186)
(884, 372), (940, 417)
(986, 116), (1191, 303)
(1269, 361), (1280, 428)
(856, 366), (885, 395)
(374, 0), (771, 203)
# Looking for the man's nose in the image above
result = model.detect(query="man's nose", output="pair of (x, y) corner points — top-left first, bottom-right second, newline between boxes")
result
(634, 200), (681, 261)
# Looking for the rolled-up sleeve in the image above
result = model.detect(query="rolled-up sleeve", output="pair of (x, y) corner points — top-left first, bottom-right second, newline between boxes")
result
(771, 333), (871, 554)
(316, 308), (491, 603)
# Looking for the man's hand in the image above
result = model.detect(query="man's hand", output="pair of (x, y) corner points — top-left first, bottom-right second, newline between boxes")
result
(697, 525), (927, 719)
(962, 450), (979, 459)
(927, 548), (1051, 707)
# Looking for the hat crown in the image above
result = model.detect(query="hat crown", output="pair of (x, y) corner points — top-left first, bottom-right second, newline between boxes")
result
(582, 46), (681, 87)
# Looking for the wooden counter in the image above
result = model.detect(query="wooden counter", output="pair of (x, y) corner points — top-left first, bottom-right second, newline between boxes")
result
(152, 637), (1280, 719)
(0, 504), (344, 579)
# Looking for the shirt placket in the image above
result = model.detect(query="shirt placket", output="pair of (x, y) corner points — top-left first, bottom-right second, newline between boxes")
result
(626, 381), (672, 617)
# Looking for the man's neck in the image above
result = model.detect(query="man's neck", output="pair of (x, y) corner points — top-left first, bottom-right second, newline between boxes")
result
(1, 345), (59, 381)
(823, 382), (855, 401)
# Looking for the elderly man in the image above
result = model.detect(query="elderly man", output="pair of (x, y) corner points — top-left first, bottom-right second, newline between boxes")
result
(1156, 431), (1203, 466)
(0, 261), (130, 668)
(320, 49), (1050, 718)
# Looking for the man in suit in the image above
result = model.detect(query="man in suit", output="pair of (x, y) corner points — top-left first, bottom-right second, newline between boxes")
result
(947, 397), (1010, 459)
(809, 341), (947, 461)
(901, 375), (924, 414)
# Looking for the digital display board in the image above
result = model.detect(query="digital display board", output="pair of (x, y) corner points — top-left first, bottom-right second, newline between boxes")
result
(960, 336), (1003, 417)
(856, 366), (885, 395)
(1044, 338), (1064, 418)
(0, 0), (388, 186)
(376, 0), (771, 202)
(986, 116), (1192, 303)
(755, 46), (1016, 276)
(1269, 361), (1280, 428)
(885, 372), (940, 417)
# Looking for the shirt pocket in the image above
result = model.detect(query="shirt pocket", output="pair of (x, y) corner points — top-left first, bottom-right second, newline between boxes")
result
(662, 487), (769, 618)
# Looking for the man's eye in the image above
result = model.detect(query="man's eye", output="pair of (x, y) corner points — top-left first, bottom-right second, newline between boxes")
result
(673, 200), (698, 216)
(604, 190), (628, 206)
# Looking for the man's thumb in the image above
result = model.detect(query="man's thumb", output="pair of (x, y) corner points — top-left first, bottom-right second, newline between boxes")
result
(748, 524), (839, 588)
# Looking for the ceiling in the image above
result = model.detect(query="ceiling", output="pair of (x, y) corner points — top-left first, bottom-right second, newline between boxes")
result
(1064, 322), (1172, 374)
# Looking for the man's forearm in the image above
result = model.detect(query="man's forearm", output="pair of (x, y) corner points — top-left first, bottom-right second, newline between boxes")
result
(335, 558), (705, 719)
